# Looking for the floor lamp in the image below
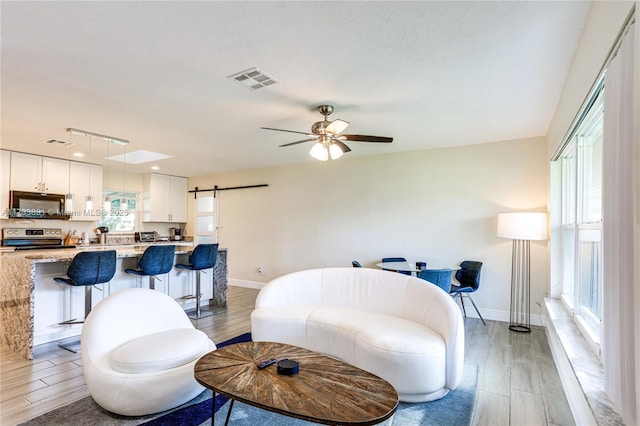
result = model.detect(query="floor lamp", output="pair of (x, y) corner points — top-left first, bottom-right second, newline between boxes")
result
(497, 212), (547, 333)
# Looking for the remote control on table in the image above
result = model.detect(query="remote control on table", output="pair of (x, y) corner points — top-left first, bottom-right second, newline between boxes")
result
(257, 358), (278, 369)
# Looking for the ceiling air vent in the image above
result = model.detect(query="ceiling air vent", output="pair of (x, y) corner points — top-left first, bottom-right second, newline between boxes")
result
(228, 67), (278, 90)
(45, 139), (74, 147)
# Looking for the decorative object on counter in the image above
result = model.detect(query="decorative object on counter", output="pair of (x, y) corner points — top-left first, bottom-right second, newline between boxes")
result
(169, 227), (183, 241)
(497, 212), (548, 333)
(63, 229), (77, 246)
(54, 250), (117, 352)
(125, 245), (176, 290)
(135, 231), (157, 242)
(81, 288), (215, 416)
(96, 226), (109, 245)
(175, 243), (219, 319)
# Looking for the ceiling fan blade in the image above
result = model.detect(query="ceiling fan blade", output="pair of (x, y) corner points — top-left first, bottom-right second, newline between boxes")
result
(279, 138), (317, 147)
(261, 127), (313, 136)
(331, 140), (352, 153)
(340, 134), (393, 143)
(325, 119), (349, 135)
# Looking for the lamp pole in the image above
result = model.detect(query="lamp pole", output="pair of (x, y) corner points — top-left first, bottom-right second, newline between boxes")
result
(509, 238), (531, 332)
(497, 212), (547, 333)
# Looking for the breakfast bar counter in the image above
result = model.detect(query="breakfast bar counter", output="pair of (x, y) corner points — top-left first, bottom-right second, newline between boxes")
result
(0, 244), (228, 359)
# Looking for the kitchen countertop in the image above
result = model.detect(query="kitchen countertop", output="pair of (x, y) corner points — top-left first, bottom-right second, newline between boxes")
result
(0, 241), (200, 263)
(1, 242), (224, 263)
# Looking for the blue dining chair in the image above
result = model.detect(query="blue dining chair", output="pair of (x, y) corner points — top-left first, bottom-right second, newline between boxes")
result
(417, 269), (454, 293)
(381, 257), (411, 275)
(450, 261), (485, 325)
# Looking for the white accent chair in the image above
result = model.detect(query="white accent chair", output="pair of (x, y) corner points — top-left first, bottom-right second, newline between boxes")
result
(81, 288), (216, 416)
(251, 267), (465, 402)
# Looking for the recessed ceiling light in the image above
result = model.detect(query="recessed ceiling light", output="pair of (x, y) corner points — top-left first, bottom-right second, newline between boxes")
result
(72, 152), (85, 158)
(228, 67), (278, 90)
(151, 166), (160, 170)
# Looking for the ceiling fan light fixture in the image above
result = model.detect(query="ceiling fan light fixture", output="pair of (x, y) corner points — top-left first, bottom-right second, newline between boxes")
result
(310, 142), (329, 161)
(329, 142), (344, 160)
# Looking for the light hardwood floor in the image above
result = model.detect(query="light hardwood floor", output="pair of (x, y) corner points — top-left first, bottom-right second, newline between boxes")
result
(1, 286), (574, 425)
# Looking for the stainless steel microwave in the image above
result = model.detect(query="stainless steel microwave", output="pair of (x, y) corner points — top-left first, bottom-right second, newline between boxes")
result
(9, 191), (71, 220)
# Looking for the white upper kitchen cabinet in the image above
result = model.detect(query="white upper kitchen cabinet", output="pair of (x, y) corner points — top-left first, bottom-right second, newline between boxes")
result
(68, 162), (103, 221)
(10, 152), (69, 194)
(1, 150), (10, 219)
(143, 173), (188, 223)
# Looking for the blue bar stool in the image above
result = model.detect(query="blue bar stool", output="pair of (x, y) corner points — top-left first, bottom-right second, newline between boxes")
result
(125, 245), (176, 291)
(55, 250), (117, 352)
(175, 244), (218, 319)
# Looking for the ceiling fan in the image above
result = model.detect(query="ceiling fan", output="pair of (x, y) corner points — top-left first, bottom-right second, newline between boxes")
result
(261, 105), (393, 161)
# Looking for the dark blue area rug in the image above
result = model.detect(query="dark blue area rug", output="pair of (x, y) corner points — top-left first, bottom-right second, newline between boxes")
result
(143, 331), (477, 426)
(140, 333), (252, 426)
(22, 333), (477, 426)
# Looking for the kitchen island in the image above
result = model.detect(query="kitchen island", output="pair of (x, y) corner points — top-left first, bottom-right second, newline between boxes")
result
(0, 244), (228, 359)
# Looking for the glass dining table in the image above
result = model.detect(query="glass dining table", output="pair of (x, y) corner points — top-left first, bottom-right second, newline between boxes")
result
(375, 262), (461, 276)
(375, 261), (421, 274)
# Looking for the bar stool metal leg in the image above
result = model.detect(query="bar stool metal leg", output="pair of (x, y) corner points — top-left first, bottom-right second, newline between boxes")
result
(59, 285), (94, 352)
(188, 270), (213, 319)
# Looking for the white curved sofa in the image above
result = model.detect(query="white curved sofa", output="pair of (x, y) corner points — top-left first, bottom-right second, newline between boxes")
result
(251, 267), (464, 402)
(81, 288), (216, 416)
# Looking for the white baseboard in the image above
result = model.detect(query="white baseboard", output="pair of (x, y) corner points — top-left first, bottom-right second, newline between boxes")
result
(229, 278), (265, 290)
(452, 301), (543, 326)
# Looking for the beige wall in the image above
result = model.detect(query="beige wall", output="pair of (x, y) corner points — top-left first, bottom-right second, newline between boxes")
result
(188, 136), (549, 323)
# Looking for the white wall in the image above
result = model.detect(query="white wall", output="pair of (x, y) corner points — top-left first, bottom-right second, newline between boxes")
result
(547, 1), (635, 157)
(188, 136), (549, 323)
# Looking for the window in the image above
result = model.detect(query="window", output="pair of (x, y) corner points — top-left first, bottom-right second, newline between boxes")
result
(559, 85), (603, 344)
(97, 191), (138, 232)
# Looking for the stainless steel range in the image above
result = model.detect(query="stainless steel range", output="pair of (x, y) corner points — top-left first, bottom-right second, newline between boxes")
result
(1, 228), (74, 250)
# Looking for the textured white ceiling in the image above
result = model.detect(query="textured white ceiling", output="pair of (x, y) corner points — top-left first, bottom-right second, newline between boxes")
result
(1, 1), (592, 177)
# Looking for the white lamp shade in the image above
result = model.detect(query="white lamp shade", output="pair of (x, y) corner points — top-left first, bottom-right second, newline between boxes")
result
(497, 212), (547, 241)
(309, 142), (329, 161)
(329, 143), (344, 160)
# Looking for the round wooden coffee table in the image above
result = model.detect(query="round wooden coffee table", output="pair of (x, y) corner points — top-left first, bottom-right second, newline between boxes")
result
(194, 341), (398, 425)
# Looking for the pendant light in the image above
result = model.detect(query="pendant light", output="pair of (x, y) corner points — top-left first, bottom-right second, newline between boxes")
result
(103, 138), (111, 213)
(65, 137), (73, 215)
(85, 135), (93, 213)
(121, 145), (128, 211)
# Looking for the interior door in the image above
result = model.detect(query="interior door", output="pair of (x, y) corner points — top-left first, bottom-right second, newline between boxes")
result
(193, 190), (218, 245)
